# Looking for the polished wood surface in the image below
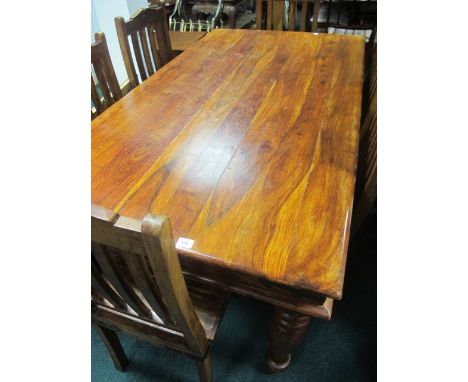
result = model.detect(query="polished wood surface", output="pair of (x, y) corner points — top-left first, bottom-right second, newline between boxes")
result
(92, 205), (229, 380)
(91, 32), (122, 119)
(92, 29), (364, 302)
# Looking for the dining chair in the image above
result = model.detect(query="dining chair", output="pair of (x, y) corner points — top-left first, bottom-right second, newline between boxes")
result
(115, 6), (174, 90)
(91, 32), (122, 119)
(91, 204), (229, 381)
(255, 0), (321, 31)
(351, 37), (376, 237)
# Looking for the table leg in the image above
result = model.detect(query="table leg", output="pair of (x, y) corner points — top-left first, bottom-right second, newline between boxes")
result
(267, 306), (311, 372)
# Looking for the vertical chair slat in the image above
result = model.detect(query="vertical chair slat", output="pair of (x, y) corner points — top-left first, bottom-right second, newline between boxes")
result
(94, 61), (112, 108)
(148, 26), (163, 70)
(311, 0), (320, 32)
(139, 28), (155, 76)
(125, 249), (171, 323)
(337, 0), (343, 26)
(91, 76), (102, 116)
(288, 1), (296, 31)
(275, 0), (284, 30)
(256, 0), (263, 29)
(92, 260), (127, 309)
(326, 0), (332, 30)
(115, 16), (139, 88)
(130, 32), (148, 82)
(266, 0), (273, 29)
(300, 0), (308, 32)
(92, 243), (152, 317)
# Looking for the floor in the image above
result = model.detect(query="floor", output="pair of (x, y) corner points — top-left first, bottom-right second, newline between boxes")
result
(92, 208), (376, 381)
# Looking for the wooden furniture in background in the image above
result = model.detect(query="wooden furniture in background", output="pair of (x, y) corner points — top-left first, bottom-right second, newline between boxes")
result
(92, 204), (229, 381)
(148, 1), (207, 54)
(255, 0), (320, 31)
(115, 7), (174, 90)
(91, 32), (122, 119)
(318, 0), (377, 43)
(192, 0), (247, 28)
(351, 37), (376, 237)
(92, 29), (364, 372)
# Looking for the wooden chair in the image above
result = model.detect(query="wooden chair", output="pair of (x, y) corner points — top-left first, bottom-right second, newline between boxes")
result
(91, 204), (229, 381)
(351, 37), (376, 237)
(255, 0), (321, 31)
(91, 32), (122, 119)
(115, 7), (174, 90)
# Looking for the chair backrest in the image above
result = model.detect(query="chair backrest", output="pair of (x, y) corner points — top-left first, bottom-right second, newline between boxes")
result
(318, 0), (377, 42)
(115, 7), (174, 90)
(91, 204), (207, 357)
(91, 32), (122, 119)
(255, 0), (321, 31)
(351, 38), (376, 236)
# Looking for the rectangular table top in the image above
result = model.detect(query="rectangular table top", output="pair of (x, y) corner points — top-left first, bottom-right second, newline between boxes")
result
(92, 29), (365, 300)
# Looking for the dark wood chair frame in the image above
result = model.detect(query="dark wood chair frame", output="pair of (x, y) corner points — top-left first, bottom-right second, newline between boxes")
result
(91, 204), (229, 382)
(255, 0), (321, 31)
(351, 36), (376, 236)
(91, 32), (122, 119)
(115, 6), (174, 90)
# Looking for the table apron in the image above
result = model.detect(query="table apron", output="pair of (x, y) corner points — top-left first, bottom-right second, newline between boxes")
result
(180, 254), (333, 320)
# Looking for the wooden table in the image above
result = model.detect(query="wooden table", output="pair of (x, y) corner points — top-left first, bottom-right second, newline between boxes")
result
(92, 29), (364, 371)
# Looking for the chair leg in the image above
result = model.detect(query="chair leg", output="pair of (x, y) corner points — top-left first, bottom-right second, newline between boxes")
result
(94, 324), (128, 371)
(197, 351), (213, 382)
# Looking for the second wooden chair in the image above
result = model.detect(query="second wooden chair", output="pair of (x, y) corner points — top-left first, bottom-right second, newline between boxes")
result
(91, 32), (122, 119)
(115, 6), (174, 90)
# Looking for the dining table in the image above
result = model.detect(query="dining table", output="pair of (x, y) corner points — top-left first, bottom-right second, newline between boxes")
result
(92, 28), (365, 372)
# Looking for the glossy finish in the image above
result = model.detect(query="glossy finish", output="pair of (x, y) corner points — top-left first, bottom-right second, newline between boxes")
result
(92, 29), (364, 301)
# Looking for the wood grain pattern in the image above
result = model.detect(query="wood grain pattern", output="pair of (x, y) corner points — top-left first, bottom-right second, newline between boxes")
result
(92, 29), (364, 301)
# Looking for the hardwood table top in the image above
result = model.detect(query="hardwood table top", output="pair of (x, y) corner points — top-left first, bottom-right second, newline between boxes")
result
(92, 29), (365, 301)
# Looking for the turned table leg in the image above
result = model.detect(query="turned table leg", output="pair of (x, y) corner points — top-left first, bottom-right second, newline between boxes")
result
(267, 306), (311, 372)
